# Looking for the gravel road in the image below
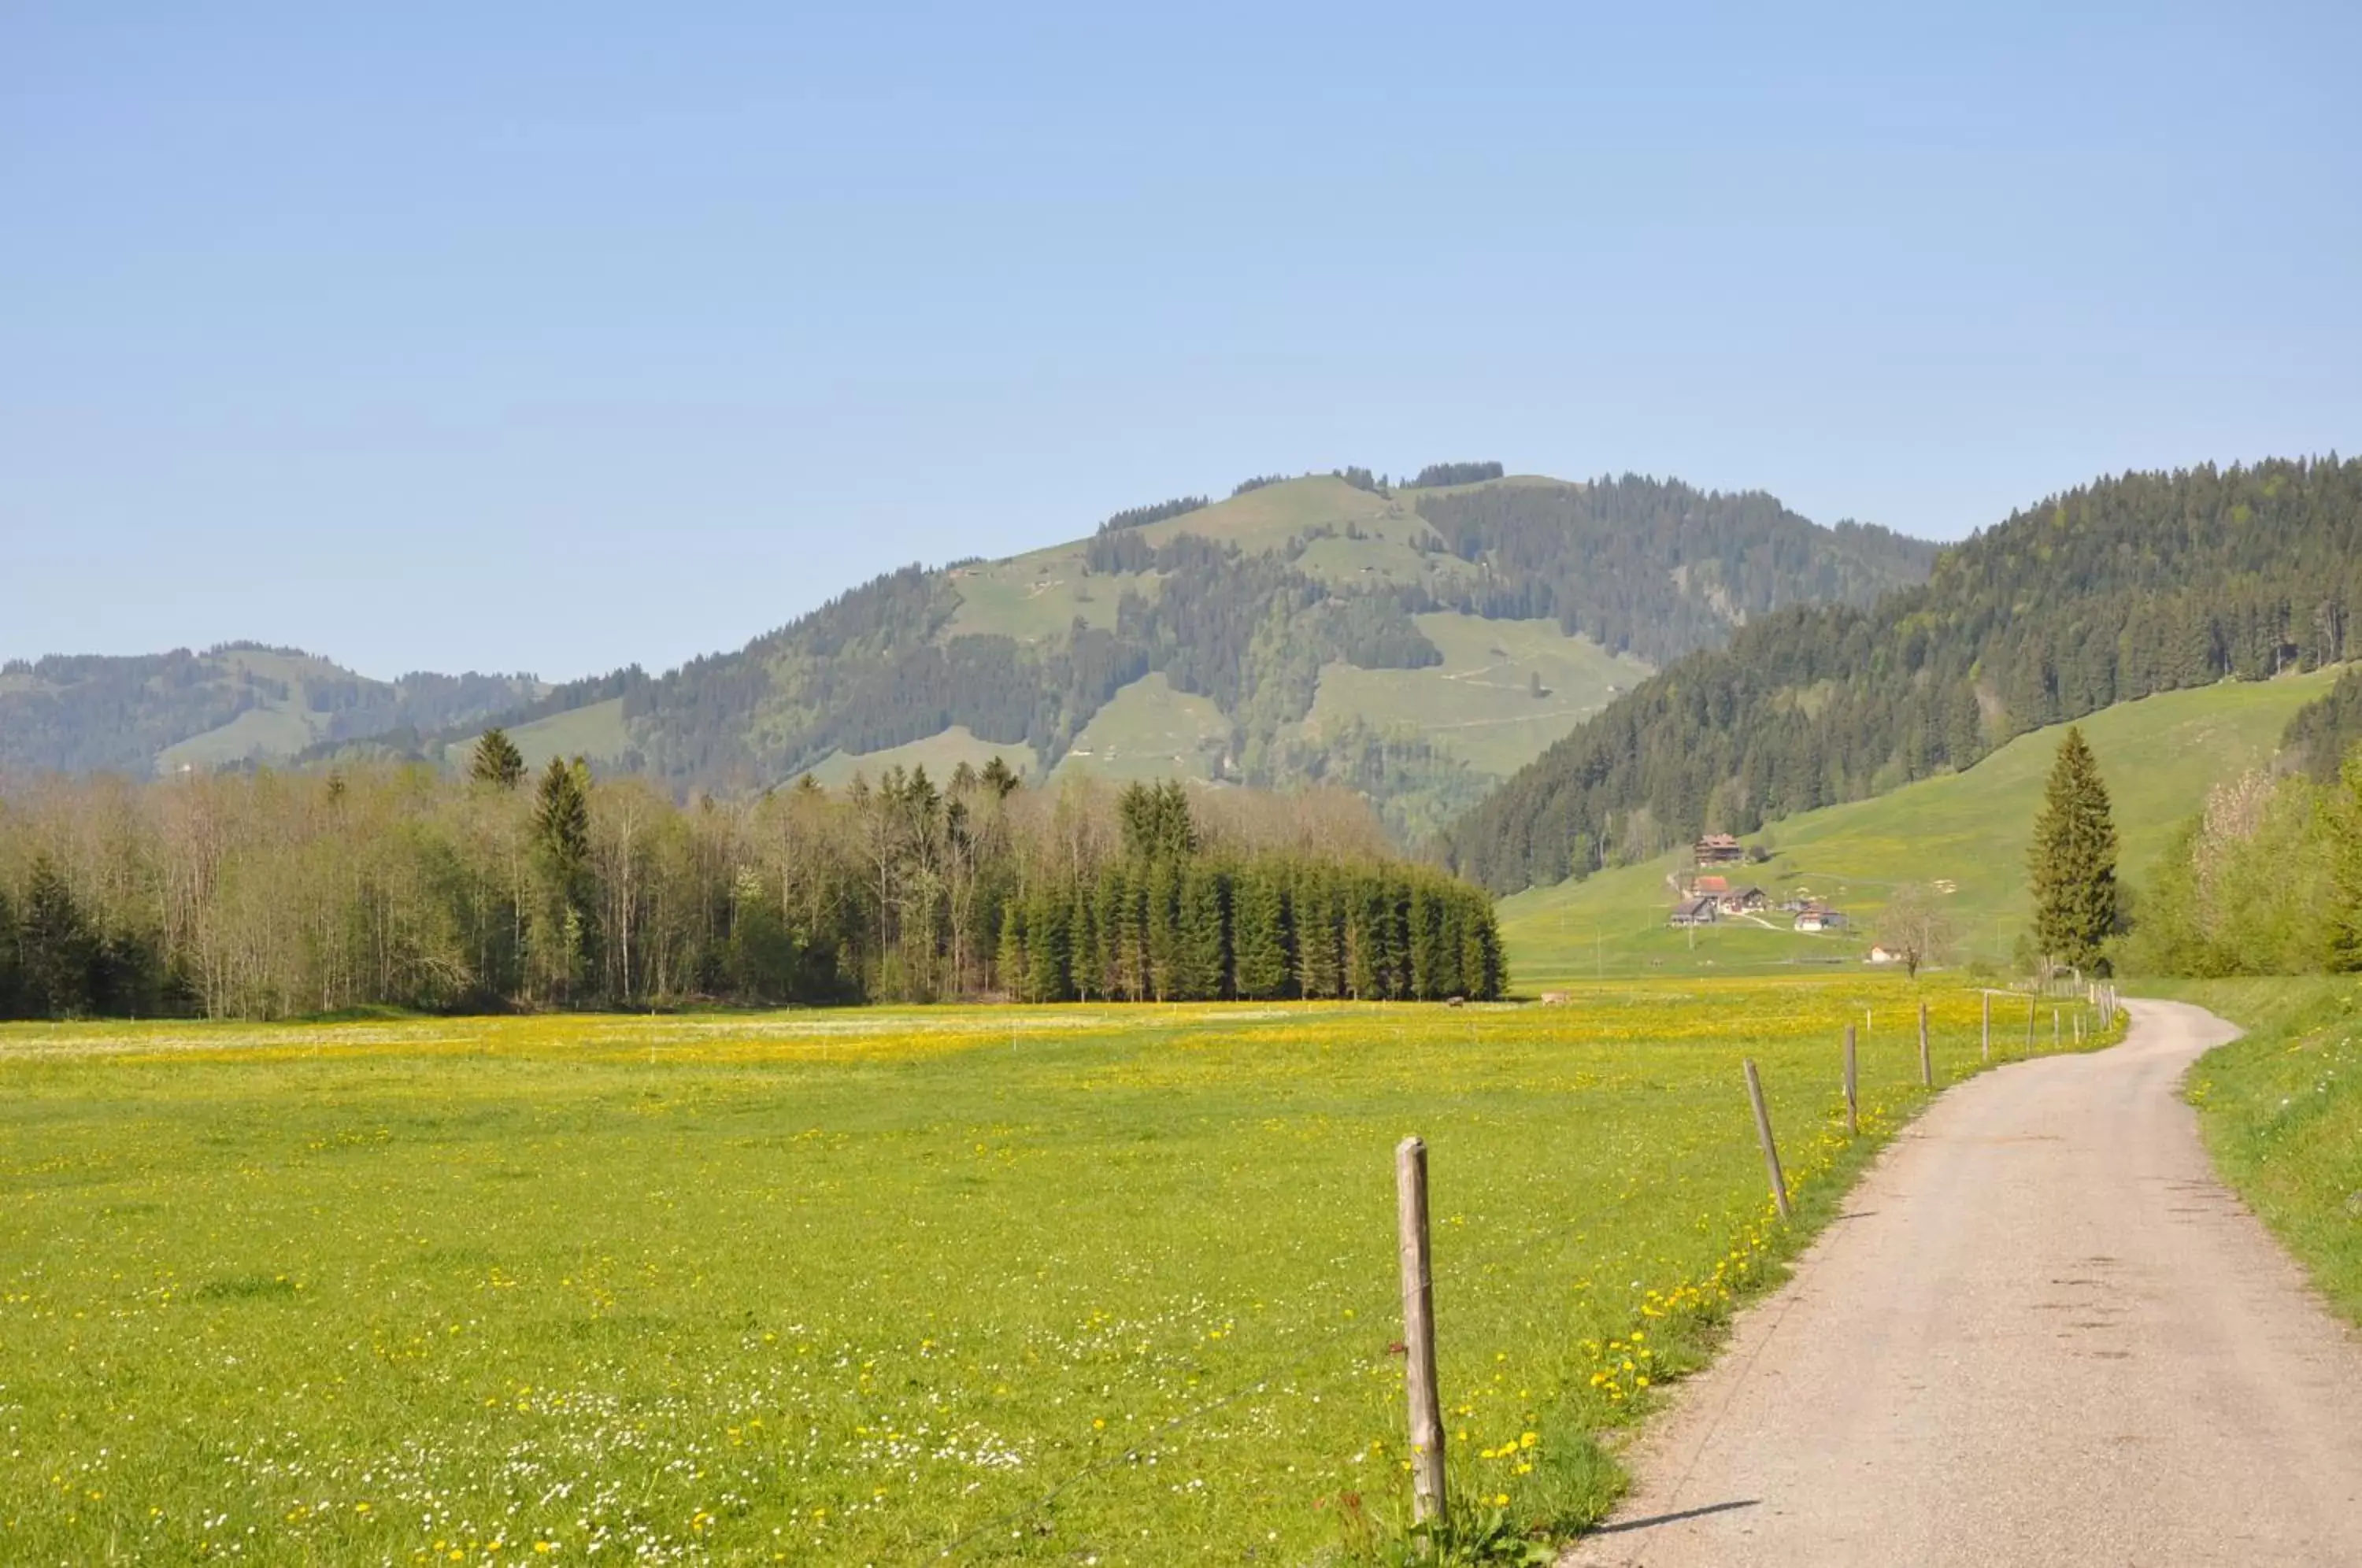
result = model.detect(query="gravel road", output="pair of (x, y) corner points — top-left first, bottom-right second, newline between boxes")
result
(1563, 999), (2362, 1566)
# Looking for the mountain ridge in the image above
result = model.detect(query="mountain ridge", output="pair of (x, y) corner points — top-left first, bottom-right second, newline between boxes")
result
(10, 467), (1934, 843)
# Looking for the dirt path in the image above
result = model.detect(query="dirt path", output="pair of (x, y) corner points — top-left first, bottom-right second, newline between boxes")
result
(1564, 1000), (2362, 1566)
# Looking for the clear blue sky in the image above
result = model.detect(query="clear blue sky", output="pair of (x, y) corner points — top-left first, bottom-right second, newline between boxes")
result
(5, 2), (2357, 682)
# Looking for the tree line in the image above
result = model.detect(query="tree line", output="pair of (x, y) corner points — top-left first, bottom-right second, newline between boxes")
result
(1412, 460), (1505, 488)
(1098, 496), (1209, 534)
(0, 746), (1497, 1020)
(1447, 457), (2362, 893)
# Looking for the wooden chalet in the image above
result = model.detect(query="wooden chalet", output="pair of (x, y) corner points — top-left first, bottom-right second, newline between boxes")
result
(1694, 832), (1745, 866)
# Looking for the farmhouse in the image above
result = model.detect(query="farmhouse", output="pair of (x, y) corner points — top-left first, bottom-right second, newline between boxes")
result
(1794, 903), (1848, 933)
(1668, 896), (1720, 928)
(1694, 832), (1744, 866)
(1690, 874), (1731, 897)
(1717, 885), (1768, 915)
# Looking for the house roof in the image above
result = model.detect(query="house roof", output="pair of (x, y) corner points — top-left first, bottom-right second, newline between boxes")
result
(1697, 833), (1740, 848)
(1694, 875), (1729, 893)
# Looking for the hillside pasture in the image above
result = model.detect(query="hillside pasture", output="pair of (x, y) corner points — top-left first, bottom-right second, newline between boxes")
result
(804, 725), (1041, 790)
(0, 982), (2109, 1564)
(1055, 672), (1231, 782)
(1500, 672), (2339, 988)
(1307, 615), (1649, 780)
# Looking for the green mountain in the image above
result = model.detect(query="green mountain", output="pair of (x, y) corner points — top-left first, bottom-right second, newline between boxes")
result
(1444, 457), (2362, 893)
(1497, 671), (2342, 986)
(436, 468), (1934, 838)
(0, 645), (542, 777)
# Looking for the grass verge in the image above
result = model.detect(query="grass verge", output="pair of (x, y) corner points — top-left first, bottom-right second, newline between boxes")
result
(2148, 978), (2362, 1329)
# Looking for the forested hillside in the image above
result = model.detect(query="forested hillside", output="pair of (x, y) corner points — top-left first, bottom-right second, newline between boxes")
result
(1446, 456), (2362, 893)
(9, 468), (1931, 836)
(0, 645), (541, 775)
(438, 469), (1934, 833)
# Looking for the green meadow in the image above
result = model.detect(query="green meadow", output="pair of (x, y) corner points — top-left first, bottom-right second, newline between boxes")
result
(0, 982), (2108, 1565)
(1498, 672), (2339, 988)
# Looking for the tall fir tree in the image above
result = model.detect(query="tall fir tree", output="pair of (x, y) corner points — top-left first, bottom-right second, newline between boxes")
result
(1231, 865), (1291, 1000)
(471, 727), (527, 790)
(2027, 727), (2120, 973)
(1145, 857), (1182, 1001)
(531, 756), (596, 1000)
(19, 856), (94, 1019)
(1177, 865), (1228, 1000)
(1066, 882), (1099, 1001)
(996, 899), (1031, 1000)
(1024, 885), (1072, 1003)
(1291, 867), (1341, 1000)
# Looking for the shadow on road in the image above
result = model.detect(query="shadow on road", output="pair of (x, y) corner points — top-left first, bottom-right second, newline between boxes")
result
(1590, 1499), (1761, 1535)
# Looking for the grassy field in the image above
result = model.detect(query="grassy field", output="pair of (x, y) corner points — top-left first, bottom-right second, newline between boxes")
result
(2154, 978), (2362, 1329)
(0, 982), (2113, 1565)
(1499, 673), (2340, 988)
(805, 726), (1041, 790)
(1055, 673), (1231, 782)
(1306, 616), (1648, 781)
(465, 697), (635, 773)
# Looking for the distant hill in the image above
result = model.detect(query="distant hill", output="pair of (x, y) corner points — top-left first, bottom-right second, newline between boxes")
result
(1444, 456), (2362, 893)
(6, 468), (1932, 832)
(437, 468), (1935, 838)
(0, 645), (542, 776)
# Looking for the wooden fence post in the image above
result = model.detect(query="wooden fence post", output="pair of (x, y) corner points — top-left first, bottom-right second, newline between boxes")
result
(2053, 1008), (2061, 1049)
(1918, 1000), (1933, 1087)
(1744, 1060), (1793, 1220)
(1982, 991), (1992, 1063)
(1844, 1023), (1858, 1137)
(1395, 1137), (1446, 1530)
(2027, 996), (2037, 1054)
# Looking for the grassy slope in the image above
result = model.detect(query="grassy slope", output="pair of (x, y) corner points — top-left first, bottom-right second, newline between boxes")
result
(2152, 977), (2362, 1328)
(803, 724), (1039, 788)
(153, 649), (364, 772)
(1054, 671), (1231, 782)
(927, 476), (1661, 806)
(1307, 614), (1649, 778)
(490, 697), (633, 771)
(941, 545), (1124, 643)
(1501, 671), (2338, 989)
(0, 980), (2104, 1562)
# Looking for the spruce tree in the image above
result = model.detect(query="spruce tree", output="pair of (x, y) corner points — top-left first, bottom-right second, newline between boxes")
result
(472, 727), (527, 790)
(1292, 867), (1340, 1000)
(1177, 865), (1228, 999)
(2027, 727), (2120, 973)
(531, 756), (595, 1000)
(1024, 886), (1071, 1002)
(1231, 866), (1291, 1000)
(1407, 885), (1444, 999)
(1067, 882), (1098, 1001)
(1145, 857), (1181, 1001)
(997, 900), (1030, 1000)
(20, 856), (94, 1019)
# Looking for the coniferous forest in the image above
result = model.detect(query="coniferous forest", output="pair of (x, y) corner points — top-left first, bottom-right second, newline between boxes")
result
(1446, 457), (2362, 893)
(0, 754), (1499, 1022)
